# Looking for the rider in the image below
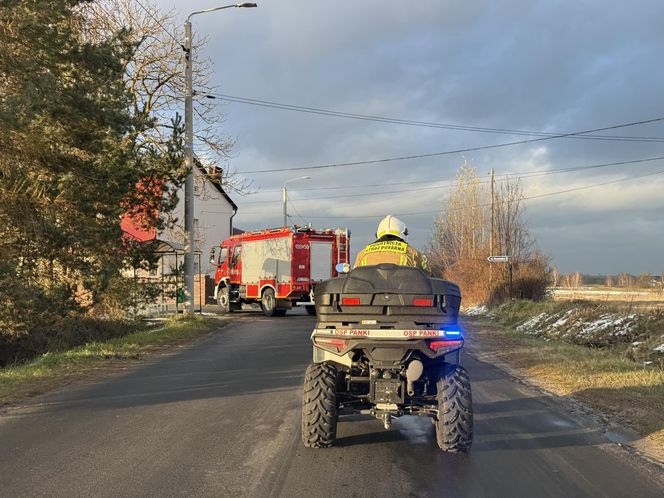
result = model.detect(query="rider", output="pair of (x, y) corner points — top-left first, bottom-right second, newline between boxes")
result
(354, 215), (429, 272)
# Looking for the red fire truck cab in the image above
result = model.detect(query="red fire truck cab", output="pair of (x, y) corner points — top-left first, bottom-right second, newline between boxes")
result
(212, 226), (350, 316)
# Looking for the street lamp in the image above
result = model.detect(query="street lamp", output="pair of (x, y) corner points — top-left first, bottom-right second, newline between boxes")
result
(283, 176), (311, 227)
(183, 3), (257, 314)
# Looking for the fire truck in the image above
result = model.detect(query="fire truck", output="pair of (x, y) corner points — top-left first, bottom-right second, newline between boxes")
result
(212, 226), (350, 316)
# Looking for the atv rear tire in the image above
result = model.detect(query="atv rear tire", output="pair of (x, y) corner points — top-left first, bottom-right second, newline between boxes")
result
(435, 365), (473, 453)
(217, 286), (231, 314)
(261, 288), (277, 317)
(302, 362), (337, 448)
(305, 305), (316, 316)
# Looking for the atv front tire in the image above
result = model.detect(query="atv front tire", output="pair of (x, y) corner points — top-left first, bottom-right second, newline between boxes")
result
(435, 365), (473, 453)
(302, 362), (338, 448)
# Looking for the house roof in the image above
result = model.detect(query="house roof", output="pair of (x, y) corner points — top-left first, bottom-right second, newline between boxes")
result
(193, 157), (238, 211)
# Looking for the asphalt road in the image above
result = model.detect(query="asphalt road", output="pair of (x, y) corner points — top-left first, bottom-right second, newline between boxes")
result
(1, 311), (662, 497)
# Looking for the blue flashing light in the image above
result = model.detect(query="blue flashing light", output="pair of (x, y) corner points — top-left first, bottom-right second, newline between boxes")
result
(443, 328), (463, 339)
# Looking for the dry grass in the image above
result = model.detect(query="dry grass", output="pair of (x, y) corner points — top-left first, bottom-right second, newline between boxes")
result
(0, 315), (226, 408)
(551, 287), (664, 307)
(467, 317), (664, 461)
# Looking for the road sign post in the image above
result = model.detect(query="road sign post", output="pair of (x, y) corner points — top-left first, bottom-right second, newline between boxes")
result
(487, 256), (513, 299)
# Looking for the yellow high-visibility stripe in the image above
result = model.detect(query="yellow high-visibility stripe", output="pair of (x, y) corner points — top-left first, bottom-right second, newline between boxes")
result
(363, 240), (407, 254)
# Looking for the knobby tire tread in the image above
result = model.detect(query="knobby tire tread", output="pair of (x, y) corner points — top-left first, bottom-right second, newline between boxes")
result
(301, 362), (337, 448)
(435, 365), (473, 453)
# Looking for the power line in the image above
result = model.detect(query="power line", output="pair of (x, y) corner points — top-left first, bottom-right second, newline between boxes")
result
(200, 92), (664, 143)
(238, 155), (664, 203)
(286, 193), (307, 224)
(237, 168), (664, 218)
(235, 115), (664, 175)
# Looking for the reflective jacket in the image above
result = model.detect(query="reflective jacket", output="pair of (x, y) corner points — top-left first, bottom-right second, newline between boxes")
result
(353, 238), (429, 273)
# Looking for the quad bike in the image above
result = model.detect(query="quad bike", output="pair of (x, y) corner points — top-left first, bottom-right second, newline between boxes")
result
(301, 263), (473, 453)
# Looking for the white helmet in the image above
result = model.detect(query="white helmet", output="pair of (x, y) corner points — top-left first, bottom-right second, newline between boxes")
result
(376, 215), (408, 241)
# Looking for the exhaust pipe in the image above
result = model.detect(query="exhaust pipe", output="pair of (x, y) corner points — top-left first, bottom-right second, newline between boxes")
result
(405, 359), (424, 396)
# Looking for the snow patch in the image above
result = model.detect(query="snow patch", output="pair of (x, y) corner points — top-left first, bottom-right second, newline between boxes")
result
(551, 309), (574, 328)
(516, 313), (548, 334)
(513, 308), (639, 344)
(464, 305), (488, 316)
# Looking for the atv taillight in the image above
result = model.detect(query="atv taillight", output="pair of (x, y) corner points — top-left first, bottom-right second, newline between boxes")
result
(341, 297), (361, 306)
(428, 339), (464, 352)
(314, 337), (348, 352)
(412, 298), (433, 307)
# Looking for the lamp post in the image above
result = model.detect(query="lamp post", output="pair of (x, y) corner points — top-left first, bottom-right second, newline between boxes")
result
(183, 3), (257, 314)
(282, 176), (311, 227)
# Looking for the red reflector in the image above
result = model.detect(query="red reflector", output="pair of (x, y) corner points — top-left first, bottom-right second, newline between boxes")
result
(412, 298), (433, 307)
(428, 339), (464, 352)
(342, 297), (361, 305)
(315, 337), (348, 352)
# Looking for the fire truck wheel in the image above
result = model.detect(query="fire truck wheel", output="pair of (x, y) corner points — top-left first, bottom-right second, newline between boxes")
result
(217, 286), (231, 314)
(274, 309), (287, 317)
(305, 305), (317, 316)
(261, 288), (277, 317)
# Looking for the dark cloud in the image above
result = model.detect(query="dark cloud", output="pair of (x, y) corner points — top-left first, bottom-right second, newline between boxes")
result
(162, 0), (664, 273)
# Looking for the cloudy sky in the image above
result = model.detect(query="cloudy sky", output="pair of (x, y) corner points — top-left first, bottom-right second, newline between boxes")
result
(157, 0), (664, 274)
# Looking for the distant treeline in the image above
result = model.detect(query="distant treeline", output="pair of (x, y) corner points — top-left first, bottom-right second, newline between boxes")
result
(551, 270), (663, 289)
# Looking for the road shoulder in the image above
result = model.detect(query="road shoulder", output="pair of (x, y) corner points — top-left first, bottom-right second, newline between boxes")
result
(464, 316), (664, 469)
(0, 314), (242, 412)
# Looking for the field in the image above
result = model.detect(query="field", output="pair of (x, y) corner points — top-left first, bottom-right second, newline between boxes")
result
(550, 286), (664, 307)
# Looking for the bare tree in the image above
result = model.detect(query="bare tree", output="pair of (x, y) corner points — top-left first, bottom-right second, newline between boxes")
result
(618, 272), (634, 288)
(428, 162), (486, 274)
(494, 175), (533, 261)
(551, 266), (560, 287)
(606, 274), (614, 287)
(561, 273), (575, 288)
(427, 163), (548, 305)
(79, 0), (248, 194)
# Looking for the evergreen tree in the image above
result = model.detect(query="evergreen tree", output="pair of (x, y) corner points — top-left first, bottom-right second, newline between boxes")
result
(0, 0), (183, 354)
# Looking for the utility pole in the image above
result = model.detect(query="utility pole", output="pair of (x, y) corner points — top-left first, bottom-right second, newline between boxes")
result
(182, 3), (257, 314)
(183, 19), (195, 314)
(489, 168), (495, 291)
(282, 185), (288, 227)
(282, 176), (311, 227)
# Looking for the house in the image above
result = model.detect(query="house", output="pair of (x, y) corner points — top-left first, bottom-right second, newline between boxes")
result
(161, 161), (238, 275)
(122, 160), (238, 275)
(120, 160), (238, 312)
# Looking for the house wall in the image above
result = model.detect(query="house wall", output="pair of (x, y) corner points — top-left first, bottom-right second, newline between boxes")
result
(163, 168), (235, 276)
